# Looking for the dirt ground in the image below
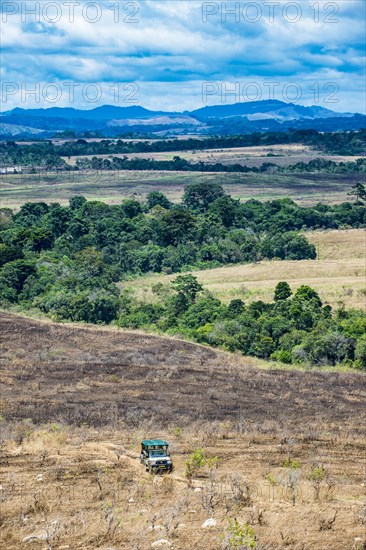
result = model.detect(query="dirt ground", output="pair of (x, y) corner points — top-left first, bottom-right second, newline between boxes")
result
(1, 313), (366, 549)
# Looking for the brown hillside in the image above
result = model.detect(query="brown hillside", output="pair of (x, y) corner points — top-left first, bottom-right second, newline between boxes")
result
(1, 313), (366, 549)
(1, 312), (365, 434)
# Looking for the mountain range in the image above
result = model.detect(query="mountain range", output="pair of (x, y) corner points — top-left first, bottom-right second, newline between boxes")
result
(0, 100), (365, 138)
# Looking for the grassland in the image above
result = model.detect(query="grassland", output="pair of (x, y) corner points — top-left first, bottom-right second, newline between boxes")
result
(0, 170), (361, 211)
(129, 229), (366, 311)
(1, 312), (365, 549)
(63, 143), (364, 168)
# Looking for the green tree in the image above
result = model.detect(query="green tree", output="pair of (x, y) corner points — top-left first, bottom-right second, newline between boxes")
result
(227, 299), (245, 316)
(209, 195), (239, 227)
(185, 448), (206, 479)
(14, 202), (49, 228)
(0, 259), (36, 301)
(74, 247), (105, 277)
(222, 519), (257, 549)
(146, 191), (172, 210)
(354, 335), (366, 369)
(0, 208), (13, 230)
(167, 292), (190, 318)
(171, 274), (203, 303)
(301, 330), (353, 365)
(260, 233), (316, 260)
(69, 195), (87, 210)
(250, 334), (275, 358)
(0, 244), (23, 267)
(293, 285), (322, 307)
(160, 208), (195, 246)
(181, 295), (224, 329)
(348, 182), (366, 202)
(274, 281), (292, 301)
(183, 182), (225, 212)
(26, 228), (54, 252)
(120, 199), (142, 219)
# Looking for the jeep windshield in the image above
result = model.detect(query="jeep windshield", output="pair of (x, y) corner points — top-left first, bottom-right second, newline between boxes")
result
(149, 450), (166, 457)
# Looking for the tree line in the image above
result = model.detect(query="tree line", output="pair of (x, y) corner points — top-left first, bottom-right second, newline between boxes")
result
(41, 128), (366, 156)
(117, 275), (366, 369)
(74, 155), (366, 175)
(1, 129), (365, 169)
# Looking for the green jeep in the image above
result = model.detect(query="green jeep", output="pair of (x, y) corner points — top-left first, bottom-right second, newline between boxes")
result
(140, 439), (173, 474)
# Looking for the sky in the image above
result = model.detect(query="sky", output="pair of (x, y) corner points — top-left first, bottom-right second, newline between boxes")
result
(0, 0), (365, 113)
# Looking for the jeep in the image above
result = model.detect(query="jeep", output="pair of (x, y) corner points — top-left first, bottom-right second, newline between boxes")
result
(140, 439), (173, 474)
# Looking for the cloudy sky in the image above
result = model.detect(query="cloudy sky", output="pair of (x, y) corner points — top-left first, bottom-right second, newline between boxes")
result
(1, 0), (365, 112)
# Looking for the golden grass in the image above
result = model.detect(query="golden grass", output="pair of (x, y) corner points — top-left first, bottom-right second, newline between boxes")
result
(21, 427), (68, 454)
(129, 229), (366, 310)
(63, 144), (364, 168)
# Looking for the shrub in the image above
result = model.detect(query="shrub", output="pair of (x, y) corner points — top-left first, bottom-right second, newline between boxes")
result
(184, 448), (220, 479)
(354, 335), (366, 369)
(270, 349), (292, 364)
(221, 519), (257, 549)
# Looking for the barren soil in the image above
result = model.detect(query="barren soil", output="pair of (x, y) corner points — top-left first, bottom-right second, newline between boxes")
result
(1, 313), (366, 549)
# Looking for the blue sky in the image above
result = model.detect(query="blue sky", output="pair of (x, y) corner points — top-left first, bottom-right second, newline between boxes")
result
(1, 0), (365, 112)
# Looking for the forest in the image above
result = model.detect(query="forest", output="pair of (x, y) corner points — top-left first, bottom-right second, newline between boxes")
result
(0, 183), (365, 368)
(74, 155), (366, 175)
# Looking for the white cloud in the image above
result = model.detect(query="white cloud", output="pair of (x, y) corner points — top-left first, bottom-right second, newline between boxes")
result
(0, 0), (365, 112)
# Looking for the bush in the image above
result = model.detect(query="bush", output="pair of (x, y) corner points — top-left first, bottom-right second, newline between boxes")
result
(354, 335), (366, 369)
(271, 349), (292, 364)
(221, 519), (257, 549)
(301, 331), (354, 366)
(185, 448), (206, 479)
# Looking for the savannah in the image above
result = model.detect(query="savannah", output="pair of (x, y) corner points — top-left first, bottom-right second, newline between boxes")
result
(1, 172), (366, 548)
(1, 0), (366, 547)
(130, 229), (366, 311)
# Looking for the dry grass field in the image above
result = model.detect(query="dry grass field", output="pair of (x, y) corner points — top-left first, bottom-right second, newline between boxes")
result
(130, 229), (366, 311)
(63, 144), (364, 168)
(0, 169), (361, 210)
(1, 312), (366, 549)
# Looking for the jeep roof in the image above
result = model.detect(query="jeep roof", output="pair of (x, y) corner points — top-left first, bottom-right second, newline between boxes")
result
(141, 439), (169, 447)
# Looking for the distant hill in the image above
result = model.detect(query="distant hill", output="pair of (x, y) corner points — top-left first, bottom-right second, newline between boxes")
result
(0, 100), (364, 138)
(190, 99), (353, 121)
(0, 122), (46, 137)
(6, 105), (173, 120)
